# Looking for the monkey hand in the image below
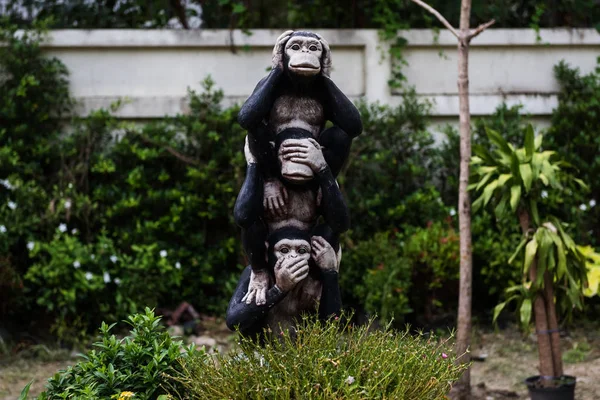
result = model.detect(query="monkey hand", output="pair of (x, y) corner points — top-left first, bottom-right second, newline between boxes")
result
(315, 34), (332, 77)
(244, 135), (257, 165)
(274, 257), (309, 292)
(281, 138), (327, 173)
(272, 30), (294, 70)
(242, 268), (270, 305)
(311, 236), (338, 272)
(263, 179), (288, 219)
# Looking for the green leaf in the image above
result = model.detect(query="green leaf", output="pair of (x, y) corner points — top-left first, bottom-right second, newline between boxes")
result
(472, 193), (485, 213)
(476, 172), (494, 191)
(498, 173), (512, 188)
(495, 192), (510, 219)
(549, 230), (567, 278)
(510, 152), (522, 185)
(486, 128), (513, 156)
(525, 125), (535, 161)
(524, 237), (538, 275)
(493, 301), (508, 323)
(472, 144), (497, 165)
(509, 238), (528, 265)
(510, 185), (522, 212)
(534, 133), (543, 150)
(520, 164), (533, 193)
(530, 198), (540, 225)
(539, 173), (549, 186)
(483, 179), (499, 206)
(520, 298), (532, 329)
(18, 381), (33, 400)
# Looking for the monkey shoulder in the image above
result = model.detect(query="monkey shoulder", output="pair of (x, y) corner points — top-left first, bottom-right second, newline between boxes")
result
(268, 94), (325, 137)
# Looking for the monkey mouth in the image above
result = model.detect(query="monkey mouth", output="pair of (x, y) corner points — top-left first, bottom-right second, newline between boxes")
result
(290, 62), (320, 71)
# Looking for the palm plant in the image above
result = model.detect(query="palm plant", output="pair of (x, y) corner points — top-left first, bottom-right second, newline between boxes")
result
(470, 125), (588, 384)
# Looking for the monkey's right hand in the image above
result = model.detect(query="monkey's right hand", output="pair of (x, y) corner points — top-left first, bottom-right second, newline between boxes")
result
(263, 179), (288, 219)
(274, 257), (309, 293)
(242, 268), (270, 305)
(272, 30), (294, 70)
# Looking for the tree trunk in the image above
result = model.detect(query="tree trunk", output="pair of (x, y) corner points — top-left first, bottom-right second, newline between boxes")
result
(454, 1), (473, 399)
(519, 210), (555, 378)
(543, 271), (564, 376)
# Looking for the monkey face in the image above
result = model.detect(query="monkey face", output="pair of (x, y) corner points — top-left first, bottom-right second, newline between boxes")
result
(274, 238), (311, 262)
(285, 36), (323, 77)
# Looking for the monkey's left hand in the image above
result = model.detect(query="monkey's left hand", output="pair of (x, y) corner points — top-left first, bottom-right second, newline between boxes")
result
(242, 268), (270, 305)
(311, 236), (338, 272)
(281, 138), (327, 173)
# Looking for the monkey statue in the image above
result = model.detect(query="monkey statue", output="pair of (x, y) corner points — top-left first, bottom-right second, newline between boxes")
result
(234, 30), (361, 305)
(226, 227), (341, 338)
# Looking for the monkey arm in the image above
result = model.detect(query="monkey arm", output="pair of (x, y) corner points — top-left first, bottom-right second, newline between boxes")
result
(322, 76), (363, 138)
(318, 270), (342, 320)
(226, 266), (288, 334)
(238, 68), (284, 130)
(316, 166), (350, 233)
(234, 163), (264, 229)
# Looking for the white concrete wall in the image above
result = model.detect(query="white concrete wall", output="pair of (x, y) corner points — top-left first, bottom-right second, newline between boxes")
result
(40, 29), (600, 120)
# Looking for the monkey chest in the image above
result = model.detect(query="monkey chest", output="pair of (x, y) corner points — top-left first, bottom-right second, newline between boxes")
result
(269, 95), (324, 136)
(268, 277), (322, 324)
(266, 190), (319, 231)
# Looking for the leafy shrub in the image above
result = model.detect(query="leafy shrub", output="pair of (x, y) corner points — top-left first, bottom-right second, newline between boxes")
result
(546, 60), (600, 247)
(175, 315), (466, 400)
(34, 308), (195, 400)
(341, 231), (412, 324)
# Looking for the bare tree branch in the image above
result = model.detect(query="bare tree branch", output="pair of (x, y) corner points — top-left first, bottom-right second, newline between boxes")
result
(468, 19), (496, 40)
(410, 0), (460, 39)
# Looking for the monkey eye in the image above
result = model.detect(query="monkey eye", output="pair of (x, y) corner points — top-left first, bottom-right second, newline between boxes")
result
(281, 247), (290, 254)
(298, 247), (308, 254)
(309, 45), (318, 51)
(291, 44), (301, 50)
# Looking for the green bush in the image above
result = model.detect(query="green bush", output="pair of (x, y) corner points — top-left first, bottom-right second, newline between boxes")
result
(175, 315), (466, 400)
(546, 59), (600, 247)
(35, 308), (195, 400)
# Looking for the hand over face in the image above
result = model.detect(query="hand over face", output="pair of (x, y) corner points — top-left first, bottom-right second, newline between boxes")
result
(263, 179), (288, 219)
(311, 236), (338, 272)
(272, 30), (294, 70)
(280, 138), (327, 173)
(274, 257), (309, 292)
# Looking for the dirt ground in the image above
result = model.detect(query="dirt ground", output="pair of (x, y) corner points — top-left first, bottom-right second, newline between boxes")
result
(1, 326), (598, 400)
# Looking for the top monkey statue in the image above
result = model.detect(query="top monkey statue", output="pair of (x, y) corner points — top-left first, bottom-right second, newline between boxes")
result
(234, 30), (362, 307)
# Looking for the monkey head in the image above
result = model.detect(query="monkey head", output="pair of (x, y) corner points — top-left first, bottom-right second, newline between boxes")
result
(275, 128), (315, 184)
(266, 227), (311, 270)
(284, 31), (323, 78)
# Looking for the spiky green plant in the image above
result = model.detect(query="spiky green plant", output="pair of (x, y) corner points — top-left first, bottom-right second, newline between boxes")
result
(470, 125), (589, 380)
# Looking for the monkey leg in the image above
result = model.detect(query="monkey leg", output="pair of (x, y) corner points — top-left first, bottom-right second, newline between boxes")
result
(241, 220), (271, 306)
(247, 123), (278, 178)
(318, 126), (352, 178)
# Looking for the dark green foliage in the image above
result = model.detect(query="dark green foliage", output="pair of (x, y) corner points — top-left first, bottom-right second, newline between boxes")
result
(36, 308), (195, 400)
(175, 315), (466, 400)
(546, 60), (600, 247)
(4, 1), (599, 29)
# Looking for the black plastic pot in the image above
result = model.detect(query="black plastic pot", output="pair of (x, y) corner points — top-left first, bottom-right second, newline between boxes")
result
(524, 375), (576, 400)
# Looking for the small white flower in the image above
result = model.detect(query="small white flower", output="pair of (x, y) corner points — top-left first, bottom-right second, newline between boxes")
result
(91, 254), (96, 260)
(160, 250), (168, 258)
(103, 272), (111, 283)
(449, 208), (456, 216)
(580, 204), (588, 211)
(58, 223), (67, 233)
(114, 278), (121, 285)
(175, 262), (181, 269)
(71, 228), (78, 234)
(590, 199), (597, 208)
(0, 225), (6, 233)
(64, 200), (72, 209)
(345, 376), (355, 385)
(7, 201), (16, 210)
(0, 179), (13, 190)
(27, 241), (35, 251)
(541, 190), (548, 199)
(85, 272), (93, 280)
(110, 255), (118, 263)
(73, 260), (81, 269)
(68, 183), (73, 189)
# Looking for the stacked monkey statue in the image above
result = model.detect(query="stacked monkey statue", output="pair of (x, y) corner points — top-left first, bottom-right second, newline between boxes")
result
(226, 30), (362, 338)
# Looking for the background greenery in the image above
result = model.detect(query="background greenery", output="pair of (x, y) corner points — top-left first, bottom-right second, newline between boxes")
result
(0, 20), (598, 343)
